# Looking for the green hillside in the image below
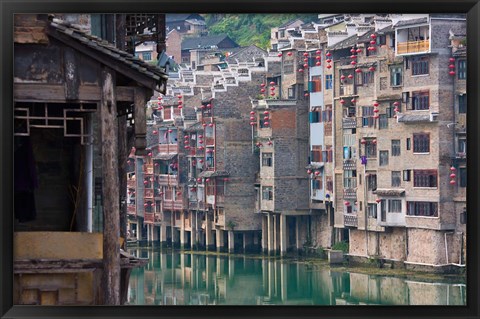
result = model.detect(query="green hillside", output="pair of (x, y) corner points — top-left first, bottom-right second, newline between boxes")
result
(203, 14), (318, 49)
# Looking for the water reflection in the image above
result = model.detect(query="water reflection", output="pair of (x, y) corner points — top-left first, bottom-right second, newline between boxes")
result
(127, 248), (466, 306)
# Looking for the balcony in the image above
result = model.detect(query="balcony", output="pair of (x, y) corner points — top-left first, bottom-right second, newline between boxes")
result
(127, 204), (136, 215)
(144, 164), (153, 175)
(127, 179), (136, 188)
(343, 159), (356, 170)
(163, 199), (184, 211)
(397, 40), (429, 55)
(144, 212), (154, 224)
(344, 214), (358, 228)
(342, 117), (357, 129)
(157, 144), (178, 154)
(343, 188), (357, 200)
(157, 174), (178, 186)
(144, 189), (154, 199)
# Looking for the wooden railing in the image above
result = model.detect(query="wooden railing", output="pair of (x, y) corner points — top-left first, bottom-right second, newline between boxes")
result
(163, 200), (184, 211)
(144, 213), (154, 224)
(127, 205), (136, 215)
(397, 40), (429, 55)
(157, 174), (178, 186)
(158, 144), (178, 154)
(144, 189), (154, 198)
(344, 214), (358, 227)
(342, 117), (357, 129)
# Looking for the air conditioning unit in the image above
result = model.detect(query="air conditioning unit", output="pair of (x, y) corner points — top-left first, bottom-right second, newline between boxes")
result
(429, 112), (439, 122)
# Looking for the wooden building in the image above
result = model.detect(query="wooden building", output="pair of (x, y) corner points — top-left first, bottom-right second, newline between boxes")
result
(13, 14), (168, 305)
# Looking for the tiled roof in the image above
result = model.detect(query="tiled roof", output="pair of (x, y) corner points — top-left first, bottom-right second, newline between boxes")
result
(198, 170), (229, 178)
(395, 17), (428, 28)
(184, 121), (204, 132)
(182, 34), (238, 50)
(327, 34), (359, 50)
(373, 189), (405, 196)
(166, 14), (204, 23)
(47, 17), (168, 93)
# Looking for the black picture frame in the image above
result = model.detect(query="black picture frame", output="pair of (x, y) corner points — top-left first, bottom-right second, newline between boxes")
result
(1, 0), (479, 318)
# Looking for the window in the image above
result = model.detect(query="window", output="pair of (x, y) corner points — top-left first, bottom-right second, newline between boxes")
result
(390, 65), (402, 86)
(366, 42), (377, 56)
(458, 59), (466, 80)
(407, 201), (438, 217)
(406, 138), (411, 150)
(322, 108), (333, 122)
(386, 101), (401, 118)
(412, 56), (429, 75)
(458, 137), (466, 154)
(367, 174), (377, 191)
(376, 35), (386, 45)
(283, 59), (294, 74)
(413, 133), (430, 153)
(403, 170), (411, 181)
(357, 71), (374, 86)
(365, 139), (377, 158)
(262, 153), (273, 167)
(325, 74), (333, 89)
(459, 167), (466, 187)
(262, 186), (273, 200)
(379, 150), (389, 166)
(309, 75), (322, 92)
(362, 107), (374, 127)
(391, 140), (401, 156)
(379, 114), (388, 129)
(311, 145), (322, 162)
(288, 87), (296, 99)
(367, 204), (377, 218)
(309, 110), (321, 123)
(392, 171), (401, 187)
(326, 176), (333, 192)
(142, 52), (152, 61)
(388, 199), (402, 213)
(458, 94), (466, 114)
(312, 177), (323, 190)
(411, 91), (429, 110)
(322, 146), (333, 162)
(413, 170), (437, 187)
(343, 170), (357, 188)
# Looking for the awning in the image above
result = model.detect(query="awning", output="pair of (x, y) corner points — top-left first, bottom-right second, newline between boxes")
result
(373, 189), (405, 196)
(305, 163), (324, 170)
(153, 153), (177, 160)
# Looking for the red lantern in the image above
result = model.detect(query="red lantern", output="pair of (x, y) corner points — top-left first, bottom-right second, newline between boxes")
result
(348, 74), (353, 79)
(277, 53), (283, 57)
(372, 139), (377, 144)
(373, 114), (379, 119)
(350, 54), (356, 59)
(303, 64), (308, 68)
(375, 198), (381, 203)
(270, 92), (275, 96)
(148, 152), (152, 157)
(287, 52), (293, 56)
(250, 122), (255, 126)
(326, 64), (332, 69)
(185, 146), (190, 149)
(326, 58), (332, 63)
(261, 83), (266, 87)
(298, 69), (304, 72)
(197, 178), (202, 183)
(304, 58), (308, 62)
(355, 68), (362, 73)
(207, 103), (212, 108)
(143, 181), (148, 185)
(270, 87), (276, 91)
(168, 129), (173, 133)
(340, 75), (346, 81)
(315, 56), (321, 60)
(340, 99), (345, 104)
(326, 52), (331, 57)
(450, 180), (456, 185)
(152, 130), (158, 135)
(206, 178), (210, 182)
(209, 123), (214, 127)
(314, 171), (320, 176)
(250, 111), (255, 115)
(154, 163), (159, 167)
(393, 101), (400, 106)
(316, 50), (321, 55)
(345, 201), (350, 206)
(144, 203), (148, 207)
(449, 71), (456, 76)
(307, 169), (312, 174)
(206, 149), (213, 154)
(264, 121), (269, 126)
(176, 191), (182, 196)
(356, 48), (362, 53)
(351, 99), (356, 104)
(370, 40), (376, 45)
(157, 96), (162, 100)
(350, 48), (356, 53)
(178, 105), (183, 109)
(202, 123), (207, 128)
(373, 108), (379, 113)
(260, 88), (265, 93)
(177, 95), (182, 99)
(223, 177), (229, 182)
(270, 81), (276, 85)
(449, 64), (455, 69)
(250, 116), (255, 121)
(450, 173), (456, 178)
(373, 102), (379, 107)
(199, 159), (204, 163)
(449, 57), (455, 63)
(351, 61), (357, 66)
(394, 108), (399, 112)
(303, 52), (309, 57)
(267, 141), (273, 145)
(370, 34), (377, 39)
(264, 111), (270, 115)
(304, 93), (309, 97)
(199, 134), (204, 138)
(316, 62), (321, 66)
(178, 101), (183, 106)
(369, 66), (375, 72)
(450, 166), (457, 172)
(361, 138), (366, 144)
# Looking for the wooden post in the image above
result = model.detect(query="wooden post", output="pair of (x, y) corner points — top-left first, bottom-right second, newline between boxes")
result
(101, 67), (120, 305)
(134, 87), (147, 156)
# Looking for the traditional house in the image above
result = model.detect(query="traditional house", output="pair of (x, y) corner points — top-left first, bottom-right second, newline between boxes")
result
(13, 14), (168, 305)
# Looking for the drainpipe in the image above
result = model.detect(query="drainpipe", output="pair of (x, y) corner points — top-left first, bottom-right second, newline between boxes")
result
(86, 113), (93, 232)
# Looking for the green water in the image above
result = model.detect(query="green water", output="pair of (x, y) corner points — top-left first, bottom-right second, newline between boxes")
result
(126, 248), (466, 306)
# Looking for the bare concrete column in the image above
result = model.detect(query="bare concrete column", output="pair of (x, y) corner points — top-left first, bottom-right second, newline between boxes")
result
(216, 229), (224, 252)
(205, 214), (214, 251)
(280, 214), (287, 256)
(228, 256), (235, 280)
(180, 211), (186, 249)
(261, 215), (268, 253)
(296, 216), (302, 251)
(136, 222), (142, 241)
(228, 231), (235, 253)
(267, 214), (274, 255)
(191, 213), (197, 250)
(160, 222), (167, 247)
(280, 262), (288, 301)
(274, 214), (280, 254)
(205, 256), (213, 290)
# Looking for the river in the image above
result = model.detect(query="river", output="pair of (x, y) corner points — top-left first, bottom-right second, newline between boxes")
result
(126, 248), (466, 306)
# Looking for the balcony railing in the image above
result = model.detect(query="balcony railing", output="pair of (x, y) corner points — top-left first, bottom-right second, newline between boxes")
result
(342, 117), (357, 129)
(343, 159), (356, 170)
(397, 40), (429, 55)
(144, 212), (154, 224)
(127, 204), (136, 215)
(144, 189), (154, 198)
(157, 174), (178, 186)
(343, 188), (357, 200)
(344, 214), (358, 227)
(163, 200), (184, 211)
(157, 144), (178, 154)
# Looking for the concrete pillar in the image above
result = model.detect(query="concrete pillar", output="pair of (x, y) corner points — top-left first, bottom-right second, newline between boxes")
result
(136, 222), (142, 241)
(280, 214), (287, 256)
(160, 222), (167, 247)
(280, 262), (288, 301)
(205, 256), (213, 290)
(296, 216), (302, 251)
(274, 214), (280, 253)
(268, 259), (274, 298)
(261, 215), (268, 253)
(216, 229), (224, 252)
(228, 256), (235, 280)
(228, 231), (235, 253)
(267, 214), (274, 255)
(191, 212), (197, 250)
(180, 211), (186, 249)
(205, 214), (214, 251)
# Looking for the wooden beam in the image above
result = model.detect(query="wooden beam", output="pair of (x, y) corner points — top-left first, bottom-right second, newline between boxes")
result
(118, 112), (128, 248)
(133, 87), (147, 155)
(100, 66), (120, 305)
(14, 83), (135, 102)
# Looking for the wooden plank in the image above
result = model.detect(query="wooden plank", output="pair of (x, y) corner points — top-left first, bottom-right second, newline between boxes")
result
(100, 67), (120, 305)
(63, 48), (80, 100)
(14, 27), (49, 44)
(14, 83), (135, 102)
